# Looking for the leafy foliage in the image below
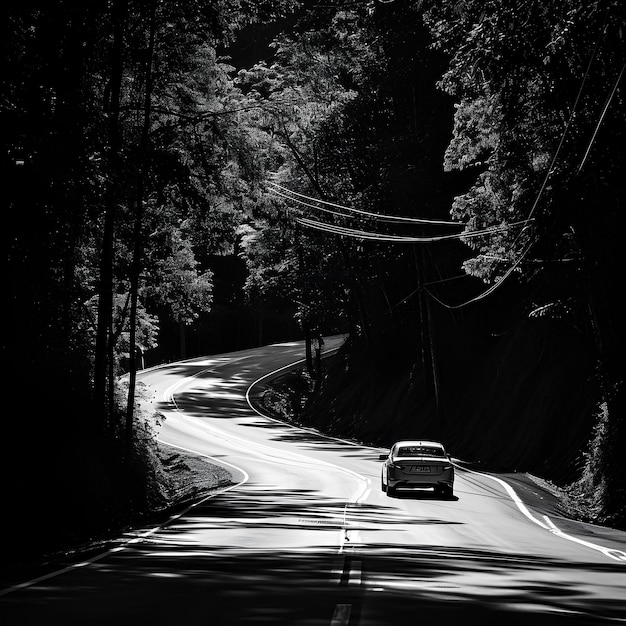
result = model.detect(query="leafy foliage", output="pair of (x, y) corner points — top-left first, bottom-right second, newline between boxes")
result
(2, 0), (299, 556)
(3, 0), (625, 548)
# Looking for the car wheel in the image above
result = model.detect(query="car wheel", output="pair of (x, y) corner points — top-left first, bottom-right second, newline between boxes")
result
(381, 475), (387, 492)
(443, 485), (454, 498)
(386, 484), (395, 497)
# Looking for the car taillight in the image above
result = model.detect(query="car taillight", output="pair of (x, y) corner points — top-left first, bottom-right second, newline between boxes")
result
(390, 463), (403, 470)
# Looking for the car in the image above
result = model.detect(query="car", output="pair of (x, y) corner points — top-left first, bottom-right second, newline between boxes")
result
(380, 440), (454, 498)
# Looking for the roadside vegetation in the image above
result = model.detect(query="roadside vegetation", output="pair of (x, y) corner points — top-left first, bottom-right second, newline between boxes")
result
(3, 0), (624, 567)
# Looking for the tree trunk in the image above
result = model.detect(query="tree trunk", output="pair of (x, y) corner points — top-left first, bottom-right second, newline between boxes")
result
(179, 318), (187, 359)
(413, 246), (442, 422)
(282, 133), (370, 344)
(304, 324), (314, 378)
(125, 0), (156, 460)
(313, 336), (324, 395)
(93, 0), (127, 433)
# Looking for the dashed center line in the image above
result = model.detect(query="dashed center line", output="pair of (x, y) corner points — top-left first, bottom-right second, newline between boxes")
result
(330, 604), (352, 626)
(349, 559), (362, 586)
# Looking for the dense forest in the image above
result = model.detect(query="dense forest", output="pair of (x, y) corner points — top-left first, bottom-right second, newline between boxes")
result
(2, 0), (625, 560)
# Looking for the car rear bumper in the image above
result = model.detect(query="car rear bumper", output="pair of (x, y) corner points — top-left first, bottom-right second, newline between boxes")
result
(387, 468), (454, 490)
(388, 478), (453, 489)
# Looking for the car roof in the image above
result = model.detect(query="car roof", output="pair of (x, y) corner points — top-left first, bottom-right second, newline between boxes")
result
(392, 440), (444, 449)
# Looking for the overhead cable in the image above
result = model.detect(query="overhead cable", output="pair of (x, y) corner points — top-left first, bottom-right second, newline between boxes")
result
(577, 60), (625, 173)
(269, 186), (358, 220)
(520, 12), (606, 231)
(296, 216), (531, 243)
(424, 238), (535, 309)
(268, 181), (463, 226)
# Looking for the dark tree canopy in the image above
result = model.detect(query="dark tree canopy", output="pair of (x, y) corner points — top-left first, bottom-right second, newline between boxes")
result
(2, 0), (624, 554)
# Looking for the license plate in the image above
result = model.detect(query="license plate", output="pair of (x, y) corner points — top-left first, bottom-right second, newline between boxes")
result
(411, 465), (430, 473)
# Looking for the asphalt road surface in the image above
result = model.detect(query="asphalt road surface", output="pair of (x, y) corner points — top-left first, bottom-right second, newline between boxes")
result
(2, 337), (625, 625)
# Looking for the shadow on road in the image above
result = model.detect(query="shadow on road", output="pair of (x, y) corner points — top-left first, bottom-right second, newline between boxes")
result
(385, 488), (459, 502)
(2, 484), (624, 626)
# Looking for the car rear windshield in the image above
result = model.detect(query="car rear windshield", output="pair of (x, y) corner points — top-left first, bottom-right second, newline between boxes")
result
(397, 446), (445, 457)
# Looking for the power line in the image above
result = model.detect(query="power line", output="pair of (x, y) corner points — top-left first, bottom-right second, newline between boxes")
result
(296, 215), (531, 243)
(517, 11), (606, 233)
(269, 186), (362, 221)
(268, 181), (463, 226)
(577, 60), (625, 174)
(270, 15), (608, 310)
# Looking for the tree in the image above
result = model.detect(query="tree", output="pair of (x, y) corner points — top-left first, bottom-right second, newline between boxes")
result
(88, 0), (292, 442)
(2, 0), (302, 552)
(424, 0), (626, 525)
(234, 8), (372, 347)
(235, 1), (466, 408)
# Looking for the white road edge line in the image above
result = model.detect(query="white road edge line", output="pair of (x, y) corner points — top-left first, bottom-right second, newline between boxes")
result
(247, 348), (626, 565)
(457, 464), (626, 563)
(156, 346), (370, 560)
(245, 348), (362, 449)
(243, 345), (362, 626)
(244, 349), (370, 556)
(0, 446), (249, 598)
(542, 515), (626, 562)
(0, 343), (355, 599)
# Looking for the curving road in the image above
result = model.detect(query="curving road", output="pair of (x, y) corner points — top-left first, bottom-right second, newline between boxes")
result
(2, 337), (625, 625)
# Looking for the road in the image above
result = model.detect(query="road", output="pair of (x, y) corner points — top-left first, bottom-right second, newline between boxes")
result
(2, 337), (625, 625)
